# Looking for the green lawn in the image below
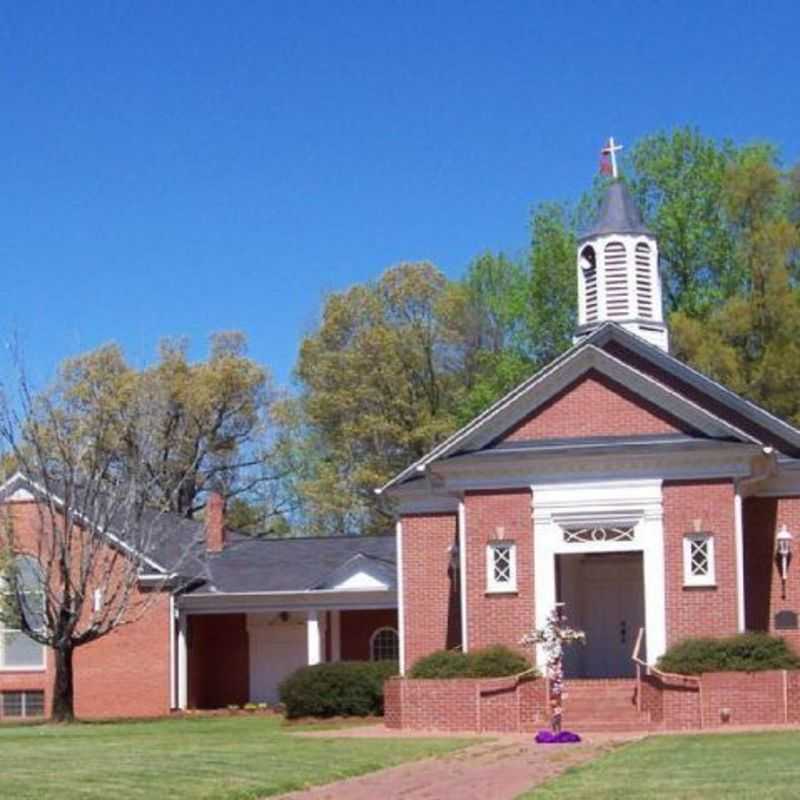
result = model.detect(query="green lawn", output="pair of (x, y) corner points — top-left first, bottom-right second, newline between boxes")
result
(0, 715), (469, 800)
(523, 731), (800, 799)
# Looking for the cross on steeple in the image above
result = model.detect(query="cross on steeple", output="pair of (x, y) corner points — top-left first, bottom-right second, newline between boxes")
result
(601, 136), (623, 179)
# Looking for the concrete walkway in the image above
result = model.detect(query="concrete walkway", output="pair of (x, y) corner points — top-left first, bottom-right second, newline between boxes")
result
(275, 728), (637, 800)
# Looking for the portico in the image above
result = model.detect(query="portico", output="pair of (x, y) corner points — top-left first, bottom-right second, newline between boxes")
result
(532, 480), (666, 674)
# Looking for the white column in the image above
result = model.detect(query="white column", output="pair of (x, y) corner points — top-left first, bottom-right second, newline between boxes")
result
(306, 608), (321, 665)
(169, 596), (176, 709)
(331, 610), (341, 662)
(458, 501), (468, 653)
(734, 491), (746, 632)
(177, 611), (188, 710)
(642, 510), (667, 665)
(396, 520), (407, 675)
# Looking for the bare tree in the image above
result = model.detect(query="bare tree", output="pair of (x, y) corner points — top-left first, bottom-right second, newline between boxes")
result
(0, 355), (200, 722)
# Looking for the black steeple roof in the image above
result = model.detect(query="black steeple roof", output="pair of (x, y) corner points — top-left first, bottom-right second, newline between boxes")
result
(580, 180), (652, 240)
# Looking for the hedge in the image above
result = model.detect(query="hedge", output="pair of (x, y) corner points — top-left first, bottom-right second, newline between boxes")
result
(409, 645), (533, 679)
(657, 632), (800, 675)
(278, 660), (398, 718)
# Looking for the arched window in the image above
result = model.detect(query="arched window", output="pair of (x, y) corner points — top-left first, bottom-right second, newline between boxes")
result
(369, 627), (399, 662)
(0, 556), (45, 669)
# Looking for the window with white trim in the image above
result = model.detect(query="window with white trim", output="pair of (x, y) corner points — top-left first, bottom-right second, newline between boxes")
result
(486, 541), (517, 593)
(683, 533), (715, 586)
(1, 556), (46, 670)
(370, 627), (399, 661)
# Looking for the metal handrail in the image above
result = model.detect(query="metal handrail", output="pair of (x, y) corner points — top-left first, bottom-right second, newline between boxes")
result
(632, 626), (700, 686)
(632, 626), (701, 715)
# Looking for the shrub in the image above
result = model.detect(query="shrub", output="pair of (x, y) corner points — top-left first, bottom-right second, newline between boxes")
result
(657, 632), (800, 675)
(409, 645), (533, 679)
(278, 660), (398, 719)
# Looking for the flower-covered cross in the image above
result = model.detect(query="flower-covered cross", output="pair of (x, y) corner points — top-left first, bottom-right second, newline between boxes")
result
(520, 603), (586, 733)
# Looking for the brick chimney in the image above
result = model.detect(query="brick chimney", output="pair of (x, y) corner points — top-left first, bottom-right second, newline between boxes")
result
(205, 491), (226, 553)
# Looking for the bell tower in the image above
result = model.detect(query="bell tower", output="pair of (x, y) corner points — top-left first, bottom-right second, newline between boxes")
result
(574, 138), (669, 352)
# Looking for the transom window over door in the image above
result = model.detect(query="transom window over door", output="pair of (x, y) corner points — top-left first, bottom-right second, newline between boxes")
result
(370, 627), (399, 661)
(0, 556), (46, 670)
(486, 541), (517, 593)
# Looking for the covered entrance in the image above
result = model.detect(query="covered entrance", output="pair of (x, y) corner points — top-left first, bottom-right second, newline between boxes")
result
(532, 480), (667, 672)
(557, 552), (645, 678)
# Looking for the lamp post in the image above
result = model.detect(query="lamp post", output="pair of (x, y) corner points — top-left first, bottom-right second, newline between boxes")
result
(777, 525), (793, 600)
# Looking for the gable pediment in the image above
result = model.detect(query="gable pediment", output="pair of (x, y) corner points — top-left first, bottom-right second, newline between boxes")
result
(461, 345), (755, 453)
(498, 369), (691, 445)
(380, 324), (800, 494)
(310, 553), (396, 592)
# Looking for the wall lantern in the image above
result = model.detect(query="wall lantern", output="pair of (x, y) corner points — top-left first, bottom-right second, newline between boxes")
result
(776, 525), (793, 600)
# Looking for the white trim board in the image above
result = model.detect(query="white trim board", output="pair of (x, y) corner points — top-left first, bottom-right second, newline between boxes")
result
(531, 479), (666, 669)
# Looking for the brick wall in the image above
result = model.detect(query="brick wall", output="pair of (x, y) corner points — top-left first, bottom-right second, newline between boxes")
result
(0, 500), (174, 719)
(74, 591), (172, 718)
(702, 671), (786, 726)
(744, 496), (800, 653)
(400, 513), (461, 671)
(603, 341), (793, 453)
(188, 613), (249, 709)
(642, 670), (800, 729)
(502, 370), (690, 442)
(340, 609), (398, 661)
(465, 489), (534, 654)
(663, 480), (738, 645)
(384, 677), (546, 733)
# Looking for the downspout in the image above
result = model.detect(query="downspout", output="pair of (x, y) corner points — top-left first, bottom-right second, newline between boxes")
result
(734, 446), (777, 633)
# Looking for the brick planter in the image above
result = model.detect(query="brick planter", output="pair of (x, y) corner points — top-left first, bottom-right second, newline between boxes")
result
(384, 676), (547, 733)
(386, 671), (800, 732)
(643, 669), (800, 729)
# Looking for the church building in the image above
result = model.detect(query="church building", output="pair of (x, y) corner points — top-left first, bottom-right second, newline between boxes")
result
(381, 146), (800, 686)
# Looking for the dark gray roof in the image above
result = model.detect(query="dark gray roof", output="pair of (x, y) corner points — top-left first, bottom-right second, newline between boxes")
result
(581, 181), (652, 240)
(195, 534), (396, 594)
(0, 473), (395, 594)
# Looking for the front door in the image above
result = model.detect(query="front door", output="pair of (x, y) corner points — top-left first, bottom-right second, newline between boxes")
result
(560, 553), (645, 678)
(248, 613), (308, 704)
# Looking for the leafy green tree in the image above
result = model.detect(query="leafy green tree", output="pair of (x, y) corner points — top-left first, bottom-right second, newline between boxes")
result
(443, 252), (533, 424)
(525, 202), (578, 364)
(627, 127), (739, 314)
(295, 262), (461, 534)
(47, 332), (279, 518)
(671, 155), (800, 423)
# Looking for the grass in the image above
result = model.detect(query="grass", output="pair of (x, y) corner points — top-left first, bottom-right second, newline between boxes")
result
(0, 715), (470, 800)
(521, 731), (800, 799)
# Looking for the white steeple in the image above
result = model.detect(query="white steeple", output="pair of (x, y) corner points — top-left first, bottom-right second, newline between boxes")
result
(574, 139), (669, 352)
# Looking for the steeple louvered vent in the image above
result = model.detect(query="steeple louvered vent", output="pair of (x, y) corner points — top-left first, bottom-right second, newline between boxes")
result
(635, 242), (653, 318)
(604, 241), (628, 318)
(580, 245), (598, 322)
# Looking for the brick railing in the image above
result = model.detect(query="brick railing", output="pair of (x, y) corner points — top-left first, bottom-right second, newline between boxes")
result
(384, 675), (547, 733)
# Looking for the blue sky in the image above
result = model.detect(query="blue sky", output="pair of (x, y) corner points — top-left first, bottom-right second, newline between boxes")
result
(2, 1), (799, 388)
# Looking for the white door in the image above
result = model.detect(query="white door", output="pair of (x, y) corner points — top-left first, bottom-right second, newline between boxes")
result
(579, 555), (644, 678)
(248, 614), (308, 704)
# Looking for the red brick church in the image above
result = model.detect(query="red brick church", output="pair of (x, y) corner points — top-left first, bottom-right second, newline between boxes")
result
(2, 150), (799, 727)
(381, 166), (800, 696)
